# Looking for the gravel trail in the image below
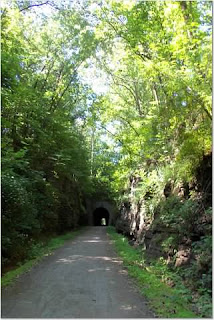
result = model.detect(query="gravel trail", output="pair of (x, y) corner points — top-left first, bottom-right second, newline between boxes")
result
(1, 227), (155, 318)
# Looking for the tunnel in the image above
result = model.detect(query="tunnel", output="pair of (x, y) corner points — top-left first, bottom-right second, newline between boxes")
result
(93, 207), (110, 226)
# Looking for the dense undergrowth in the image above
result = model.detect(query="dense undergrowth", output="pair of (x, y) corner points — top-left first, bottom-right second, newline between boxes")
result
(114, 154), (212, 318)
(107, 226), (199, 318)
(1, 2), (109, 271)
(2, 164), (88, 270)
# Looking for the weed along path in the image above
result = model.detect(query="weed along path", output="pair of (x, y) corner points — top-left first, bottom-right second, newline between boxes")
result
(1, 227), (155, 318)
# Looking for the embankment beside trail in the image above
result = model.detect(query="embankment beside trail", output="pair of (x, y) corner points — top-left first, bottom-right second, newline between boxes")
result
(114, 153), (212, 318)
(107, 226), (198, 318)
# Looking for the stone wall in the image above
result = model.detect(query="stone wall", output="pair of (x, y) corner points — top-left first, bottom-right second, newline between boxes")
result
(86, 198), (117, 226)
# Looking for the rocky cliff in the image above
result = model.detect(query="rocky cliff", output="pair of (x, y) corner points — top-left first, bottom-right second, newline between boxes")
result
(115, 153), (212, 307)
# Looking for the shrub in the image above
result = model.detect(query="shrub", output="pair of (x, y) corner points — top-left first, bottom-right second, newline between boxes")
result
(2, 173), (40, 265)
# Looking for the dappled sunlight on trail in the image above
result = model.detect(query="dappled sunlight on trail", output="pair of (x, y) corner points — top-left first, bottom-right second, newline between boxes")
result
(2, 227), (155, 318)
(56, 255), (122, 265)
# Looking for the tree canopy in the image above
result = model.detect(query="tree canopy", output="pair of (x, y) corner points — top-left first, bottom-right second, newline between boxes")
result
(1, 1), (212, 313)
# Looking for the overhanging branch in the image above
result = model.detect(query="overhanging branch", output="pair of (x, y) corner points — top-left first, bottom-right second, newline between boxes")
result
(20, 1), (59, 12)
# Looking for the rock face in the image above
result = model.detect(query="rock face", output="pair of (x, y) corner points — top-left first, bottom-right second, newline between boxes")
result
(115, 153), (212, 269)
(115, 176), (154, 250)
(175, 247), (191, 267)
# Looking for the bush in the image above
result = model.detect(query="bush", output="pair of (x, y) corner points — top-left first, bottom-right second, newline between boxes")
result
(2, 173), (40, 265)
(159, 196), (200, 238)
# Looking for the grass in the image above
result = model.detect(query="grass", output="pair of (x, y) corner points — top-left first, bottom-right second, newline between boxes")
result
(2, 228), (85, 288)
(107, 226), (199, 318)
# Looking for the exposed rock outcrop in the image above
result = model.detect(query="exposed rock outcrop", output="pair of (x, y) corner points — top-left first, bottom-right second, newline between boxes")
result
(115, 153), (212, 269)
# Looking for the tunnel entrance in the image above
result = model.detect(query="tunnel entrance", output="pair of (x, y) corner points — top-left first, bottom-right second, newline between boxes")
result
(93, 207), (110, 226)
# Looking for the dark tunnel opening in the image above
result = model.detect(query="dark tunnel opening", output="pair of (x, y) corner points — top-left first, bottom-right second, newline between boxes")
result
(93, 207), (110, 226)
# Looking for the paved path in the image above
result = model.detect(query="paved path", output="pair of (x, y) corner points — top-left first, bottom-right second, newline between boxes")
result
(1, 227), (155, 318)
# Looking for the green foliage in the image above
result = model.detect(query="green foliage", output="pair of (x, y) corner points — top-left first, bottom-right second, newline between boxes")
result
(192, 236), (212, 288)
(107, 227), (197, 318)
(93, 0), (211, 196)
(161, 236), (177, 254)
(1, 4), (212, 317)
(2, 172), (40, 264)
(194, 292), (212, 318)
(1, 1), (99, 268)
(143, 252), (212, 318)
(159, 197), (198, 231)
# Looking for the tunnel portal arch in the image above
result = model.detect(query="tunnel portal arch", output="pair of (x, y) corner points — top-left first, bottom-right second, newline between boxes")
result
(93, 207), (109, 226)
(86, 199), (116, 226)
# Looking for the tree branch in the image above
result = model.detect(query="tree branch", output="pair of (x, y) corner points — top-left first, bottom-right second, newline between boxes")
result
(118, 116), (140, 137)
(20, 1), (50, 12)
(98, 124), (141, 158)
(20, 1), (60, 12)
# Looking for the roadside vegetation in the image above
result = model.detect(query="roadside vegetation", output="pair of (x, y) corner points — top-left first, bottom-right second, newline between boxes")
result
(107, 226), (208, 318)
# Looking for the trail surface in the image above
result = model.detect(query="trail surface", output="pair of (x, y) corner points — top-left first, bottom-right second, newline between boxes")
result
(1, 227), (155, 318)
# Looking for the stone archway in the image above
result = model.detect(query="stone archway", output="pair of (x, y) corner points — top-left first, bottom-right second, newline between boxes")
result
(93, 207), (110, 226)
(86, 199), (116, 226)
